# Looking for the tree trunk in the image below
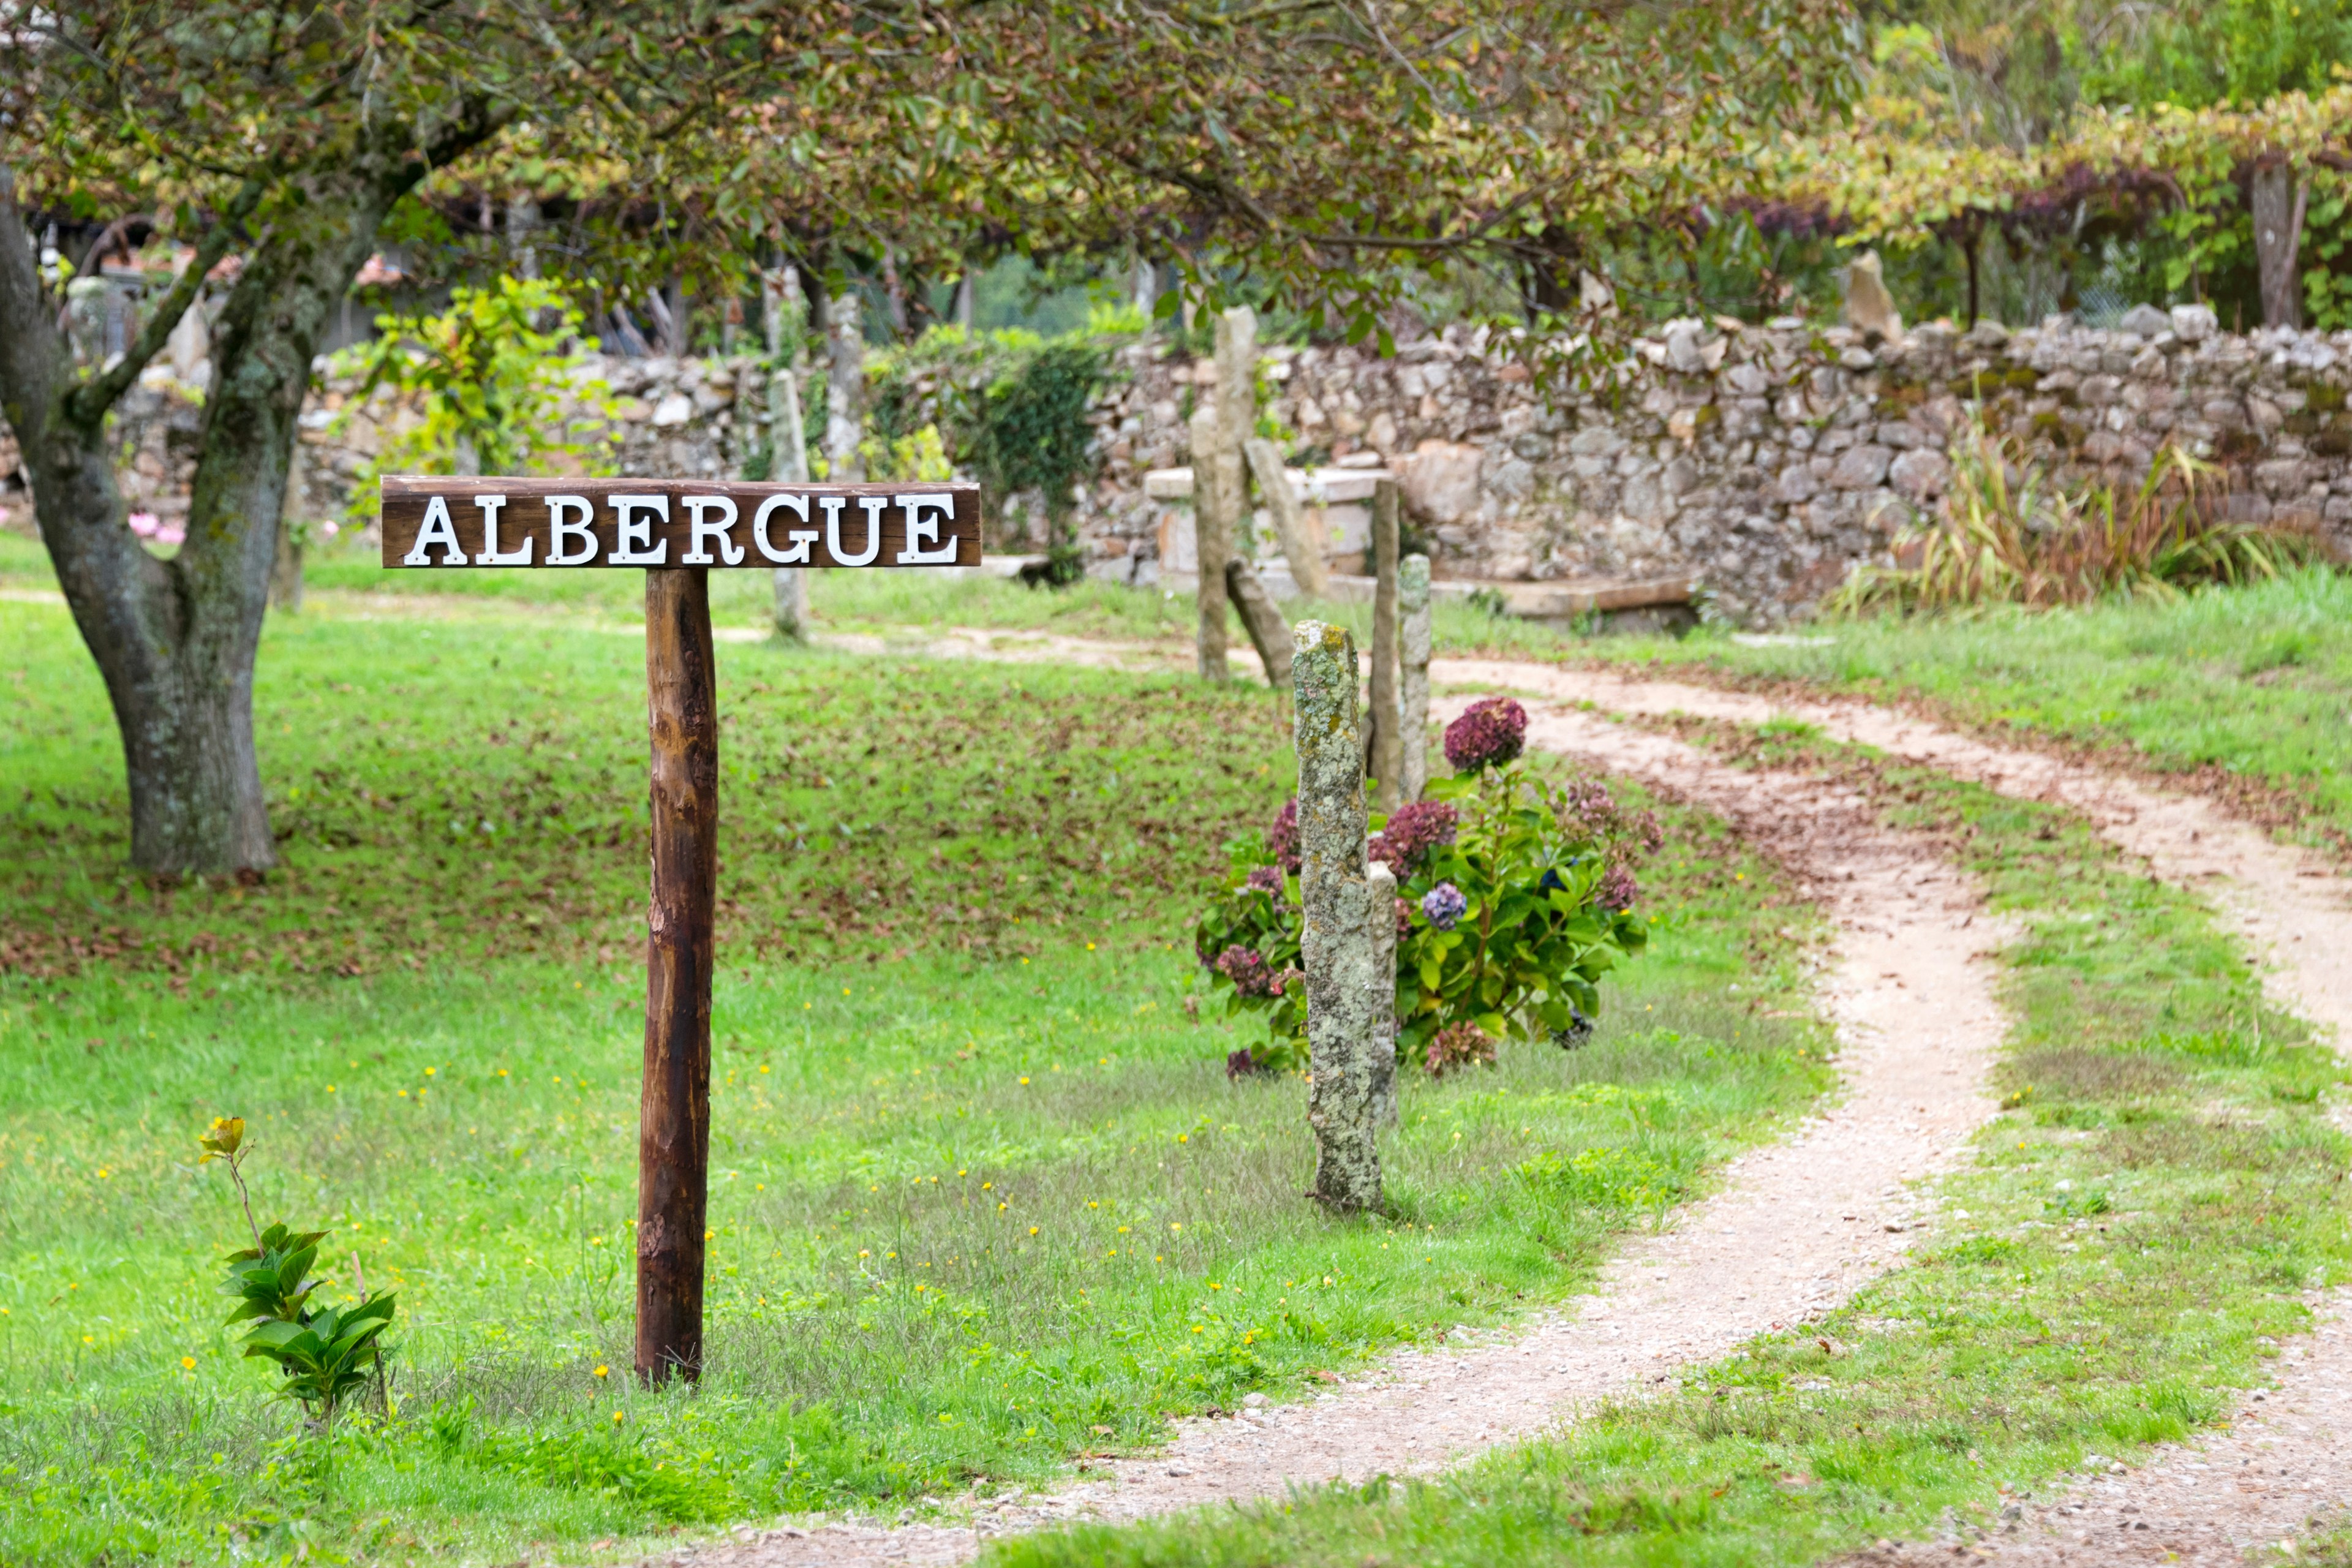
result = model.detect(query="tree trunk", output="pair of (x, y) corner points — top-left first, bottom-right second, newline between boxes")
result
(0, 116), (503, 877)
(2252, 161), (2308, 331)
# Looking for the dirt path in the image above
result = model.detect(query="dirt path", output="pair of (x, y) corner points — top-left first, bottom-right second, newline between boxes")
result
(668, 701), (2010, 1568)
(1434, 659), (2352, 1046)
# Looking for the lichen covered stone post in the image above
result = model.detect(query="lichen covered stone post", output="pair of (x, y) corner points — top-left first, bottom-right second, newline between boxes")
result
(1398, 552), (1432, 801)
(1293, 619), (1385, 1213)
(1189, 404), (1231, 679)
(1368, 478), (1402, 810)
(1367, 859), (1399, 1130)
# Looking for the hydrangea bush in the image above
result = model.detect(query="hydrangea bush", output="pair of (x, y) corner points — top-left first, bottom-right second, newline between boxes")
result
(1196, 698), (1658, 1077)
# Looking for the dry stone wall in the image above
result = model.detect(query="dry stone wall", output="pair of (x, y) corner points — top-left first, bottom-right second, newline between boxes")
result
(1081, 306), (2352, 622)
(10, 307), (2351, 625)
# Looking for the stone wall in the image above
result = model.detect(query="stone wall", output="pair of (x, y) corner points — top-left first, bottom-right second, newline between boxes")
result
(10, 305), (2351, 625)
(1081, 304), (2352, 622)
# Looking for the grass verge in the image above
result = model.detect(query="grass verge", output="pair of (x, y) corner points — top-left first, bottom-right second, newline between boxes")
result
(1589, 568), (2352, 850)
(987, 715), (2352, 1568)
(0, 599), (1828, 1566)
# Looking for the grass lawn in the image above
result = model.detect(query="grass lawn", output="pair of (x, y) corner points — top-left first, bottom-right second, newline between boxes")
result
(0, 526), (1585, 658)
(0, 592), (1830, 1566)
(1590, 568), (2352, 851)
(996, 717), (2352, 1567)
(56, 526), (2342, 850)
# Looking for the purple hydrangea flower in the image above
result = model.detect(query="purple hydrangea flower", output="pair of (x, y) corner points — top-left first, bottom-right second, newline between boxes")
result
(1393, 896), (1414, 940)
(1214, 944), (1290, 999)
(1368, 799), (1459, 875)
(1597, 864), (1639, 913)
(1245, 865), (1286, 898)
(1420, 882), (1468, 931)
(1424, 1021), (1495, 1078)
(1267, 798), (1302, 875)
(1444, 698), (1528, 772)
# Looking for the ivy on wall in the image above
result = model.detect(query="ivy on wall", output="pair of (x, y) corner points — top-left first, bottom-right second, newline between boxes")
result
(867, 323), (1126, 578)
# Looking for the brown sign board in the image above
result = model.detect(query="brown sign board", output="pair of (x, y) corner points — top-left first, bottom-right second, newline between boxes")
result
(379, 476), (982, 570)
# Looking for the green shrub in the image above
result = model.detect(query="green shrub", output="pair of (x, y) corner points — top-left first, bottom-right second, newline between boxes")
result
(1194, 723), (1656, 1073)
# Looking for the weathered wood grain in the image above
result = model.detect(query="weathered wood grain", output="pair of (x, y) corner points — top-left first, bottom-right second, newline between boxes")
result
(380, 476), (981, 570)
(636, 567), (718, 1384)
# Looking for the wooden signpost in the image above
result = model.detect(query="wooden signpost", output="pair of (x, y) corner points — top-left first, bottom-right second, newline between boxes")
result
(380, 475), (981, 1384)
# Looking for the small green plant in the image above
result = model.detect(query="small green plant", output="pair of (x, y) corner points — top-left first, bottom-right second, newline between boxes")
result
(200, 1116), (397, 1427)
(331, 276), (620, 521)
(858, 423), (956, 483)
(1826, 413), (2318, 616)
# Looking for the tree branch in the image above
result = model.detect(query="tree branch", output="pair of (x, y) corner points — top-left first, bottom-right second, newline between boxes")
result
(62, 179), (265, 429)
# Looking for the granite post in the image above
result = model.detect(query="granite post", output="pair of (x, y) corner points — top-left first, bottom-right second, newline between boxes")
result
(1398, 553), (1431, 801)
(1294, 619), (1385, 1214)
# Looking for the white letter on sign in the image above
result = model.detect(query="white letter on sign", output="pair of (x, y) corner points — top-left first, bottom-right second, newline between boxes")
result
(608, 494), (669, 565)
(473, 494), (532, 565)
(546, 496), (597, 565)
(752, 494), (816, 564)
(403, 495), (467, 565)
(824, 496), (884, 567)
(680, 496), (744, 565)
(894, 494), (959, 564)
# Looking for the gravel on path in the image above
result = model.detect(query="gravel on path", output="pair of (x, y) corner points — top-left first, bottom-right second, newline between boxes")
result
(655, 699), (2008, 1568)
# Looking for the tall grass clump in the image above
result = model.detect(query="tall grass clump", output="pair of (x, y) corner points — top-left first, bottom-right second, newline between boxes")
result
(1828, 414), (2321, 615)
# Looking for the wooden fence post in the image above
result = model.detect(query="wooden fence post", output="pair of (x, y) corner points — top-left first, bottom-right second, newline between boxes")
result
(638, 567), (718, 1383)
(1368, 478), (1401, 812)
(1399, 552), (1431, 802)
(1294, 619), (1384, 1215)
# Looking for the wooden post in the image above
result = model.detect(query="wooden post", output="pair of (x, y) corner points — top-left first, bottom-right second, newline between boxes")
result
(638, 566), (718, 1384)
(1368, 478), (1402, 812)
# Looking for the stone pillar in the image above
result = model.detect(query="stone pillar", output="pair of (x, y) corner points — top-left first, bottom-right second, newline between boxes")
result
(1368, 478), (1401, 811)
(1191, 404), (1230, 679)
(1399, 553), (1431, 801)
(762, 265), (812, 641)
(1246, 437), (1329, 598)
(1226, 557), (1292, 687)
(1194, 305), (1258, 680)
(826, 291), (864, 483)
(1367, 859), (1398, 1130)
(1294, 620), (1385, 1215)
